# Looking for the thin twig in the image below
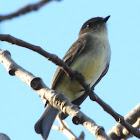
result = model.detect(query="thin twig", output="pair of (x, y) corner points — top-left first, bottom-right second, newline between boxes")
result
(0, 0), (61, 22)
(52, 116), (82, 140)
(93, 93), (140, 138)
(108, 104), (140, 139)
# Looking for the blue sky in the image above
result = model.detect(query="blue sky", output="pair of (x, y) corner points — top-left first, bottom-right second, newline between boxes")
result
(0, 0), (140, 140)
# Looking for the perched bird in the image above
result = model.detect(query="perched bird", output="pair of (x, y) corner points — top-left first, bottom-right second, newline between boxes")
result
(35, 16), (111, 139)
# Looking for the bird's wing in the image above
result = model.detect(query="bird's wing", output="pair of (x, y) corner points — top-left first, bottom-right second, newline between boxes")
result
(59, 65), (109, 120)
(51, 36), (87, 89)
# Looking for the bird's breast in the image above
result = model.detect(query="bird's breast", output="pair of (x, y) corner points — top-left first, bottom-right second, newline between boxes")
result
(56, 38), (111, 101)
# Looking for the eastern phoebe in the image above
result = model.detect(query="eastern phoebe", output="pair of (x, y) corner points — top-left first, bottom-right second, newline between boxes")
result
(35, 16), (111, 139)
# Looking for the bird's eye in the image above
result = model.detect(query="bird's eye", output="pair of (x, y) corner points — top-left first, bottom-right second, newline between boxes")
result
(86, 23), (93, 28)
(86, 24), (90, 28)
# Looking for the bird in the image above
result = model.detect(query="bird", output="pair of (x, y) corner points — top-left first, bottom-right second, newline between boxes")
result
(35, 16), (111, 140)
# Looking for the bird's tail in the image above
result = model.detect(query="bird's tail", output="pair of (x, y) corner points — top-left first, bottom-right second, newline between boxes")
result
(34, 105), (59, 140)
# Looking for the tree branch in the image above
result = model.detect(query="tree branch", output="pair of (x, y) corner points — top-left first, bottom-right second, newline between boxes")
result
(0, 0), (61, 22)
(0, 34), (140, 138)
(52, 116), (85, 140)
(108, 104), (140, 139)
(0, 49), (111, 140)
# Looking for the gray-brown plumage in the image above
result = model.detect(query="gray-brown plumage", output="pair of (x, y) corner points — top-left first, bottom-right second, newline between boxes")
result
(35, 16), (111, 140)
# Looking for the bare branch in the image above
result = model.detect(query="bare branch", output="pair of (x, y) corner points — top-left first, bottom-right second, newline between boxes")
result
(122, 118), (140, 139)
(52, 116), (84, 140)
(0, 49), (111, 140)
(0, 34), (140, 139)
(108, 104), (140, 139)
(93, 93), (140, 138)
(0, 0), (61, 22)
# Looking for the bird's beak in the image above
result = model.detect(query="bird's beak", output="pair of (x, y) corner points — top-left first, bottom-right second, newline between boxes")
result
(102, 15), (110, 23)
